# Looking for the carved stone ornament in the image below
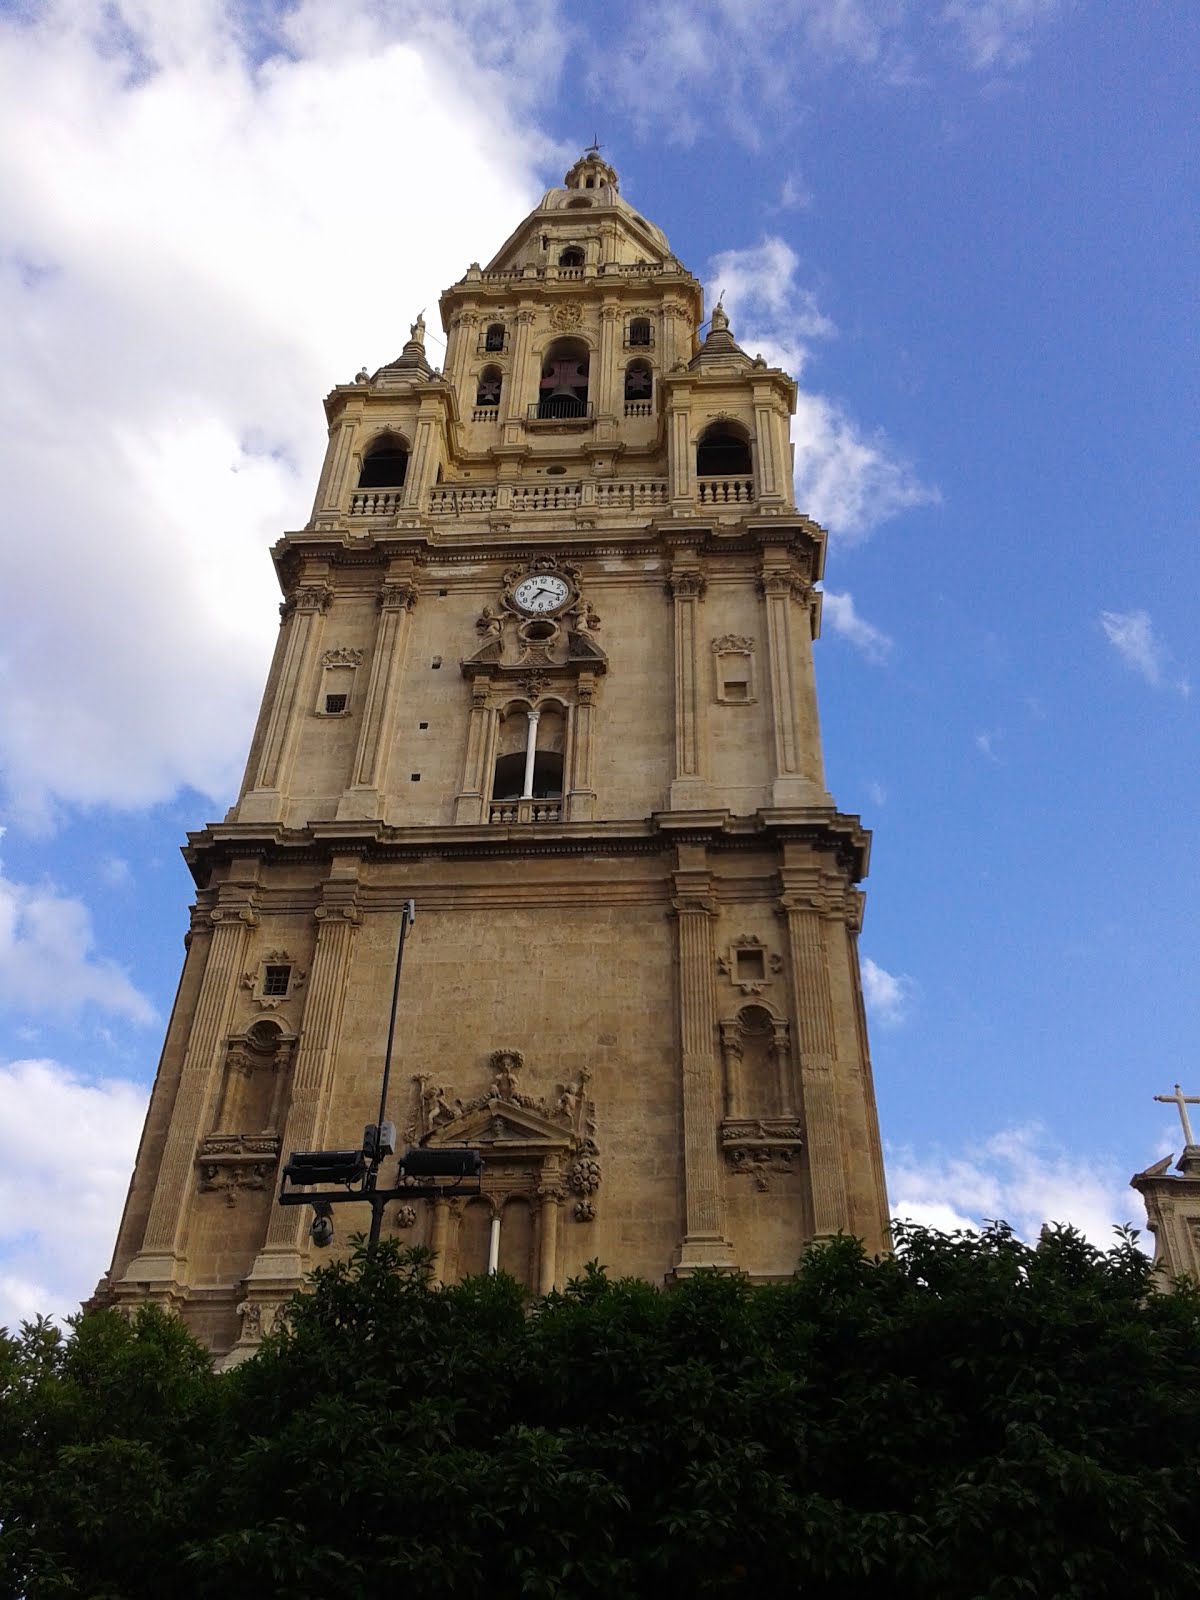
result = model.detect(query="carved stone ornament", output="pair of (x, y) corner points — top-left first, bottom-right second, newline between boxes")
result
(516, 670), (552, 699)
(322, 646), (363, 669)
(378, 581), (418, 611)
(668, 570), (706, 600)
(281, 584), (332, 618)
(236, 1298), (289, 1344)
(393, 1204), (417, 1230)
(712, 634), (755, 654)
(721, 1120), (804, 1191)
(550, 302), (584, 330)
(196, 1134), (282, 1205)
(409, 1056), (599, 1219)
(757, 570), (808, 602)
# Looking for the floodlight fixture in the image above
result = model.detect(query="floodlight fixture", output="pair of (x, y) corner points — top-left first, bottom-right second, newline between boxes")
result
(283, 1149), (367, 1187)
(399, 1146), (484, 1180)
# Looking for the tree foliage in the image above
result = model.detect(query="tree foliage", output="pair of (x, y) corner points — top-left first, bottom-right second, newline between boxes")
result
(3, 1223), (1199, 1598)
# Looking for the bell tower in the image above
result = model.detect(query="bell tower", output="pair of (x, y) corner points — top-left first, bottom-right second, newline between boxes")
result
(96, 156), (890, 1354)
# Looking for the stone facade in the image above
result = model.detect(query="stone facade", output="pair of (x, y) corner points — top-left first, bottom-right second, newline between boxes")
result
(92, 152), (891, 1355)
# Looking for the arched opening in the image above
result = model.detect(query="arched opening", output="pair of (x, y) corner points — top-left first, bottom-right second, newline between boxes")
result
(628, 317), (651, 347)
(696, 424), (751, 479)
(538, 337), (589, 418)
(490, 703), (566, 810)
(475, 366), (502, 407)
(567, 197), (591, 209)
(357, 434), (409, 489)
(624, 359), (653, 404)
(484, 322), (505, 352)
(558, 246), (584, 268)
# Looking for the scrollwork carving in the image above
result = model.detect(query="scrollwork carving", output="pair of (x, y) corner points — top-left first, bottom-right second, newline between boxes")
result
(321, 646), (363, 668)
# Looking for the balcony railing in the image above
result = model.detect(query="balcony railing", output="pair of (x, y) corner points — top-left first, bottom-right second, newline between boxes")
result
(471, 406), (499, 423)
(595, 479), (670, 508)
(697, 476), (755, 505)
(527, 399), (595, 424)
(511, 483), (581, 511)
(349, 489), (405, 516)
(427, 485), (499, 514)
(351, 477), (741, 519)
(624, 401), (653, 418)
(490, 800), (562, 825)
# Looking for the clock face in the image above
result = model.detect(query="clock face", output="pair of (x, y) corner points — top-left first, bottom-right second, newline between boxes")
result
(513, 575), (570, 614)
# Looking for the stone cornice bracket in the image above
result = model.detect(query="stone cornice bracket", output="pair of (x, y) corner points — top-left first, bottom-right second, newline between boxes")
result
(210, 904), (259, 930)
(314, 900), (362, 926)
(378, 579), (419, 611)
(756, 568), (809, 603)
(279, 583), (332, 621)
(668, 570), (707, 601)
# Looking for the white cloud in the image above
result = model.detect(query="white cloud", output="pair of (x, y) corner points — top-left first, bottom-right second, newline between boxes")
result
(0, 871), (156, 1023)
(97, 856), (132, 888)
(1099, 608), (1187, 694)
(974, 729), (1001, 761)
(0, 1058), (148, 1332)
(598, 0), (1064, 144)
(889, 1122), (1147, 1249)
(707, 239), (939, 539)
(940, 0), (1064, 72)
(0, 0), (554, 824)
(821, 589), (893, 661)
(862, 955), (916, 1027)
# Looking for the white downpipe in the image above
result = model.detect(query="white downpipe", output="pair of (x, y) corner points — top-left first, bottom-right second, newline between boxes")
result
(487, 1213), (501, 1274)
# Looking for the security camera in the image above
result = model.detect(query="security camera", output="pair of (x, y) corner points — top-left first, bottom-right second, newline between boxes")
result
(310, 1203), (334, 1248)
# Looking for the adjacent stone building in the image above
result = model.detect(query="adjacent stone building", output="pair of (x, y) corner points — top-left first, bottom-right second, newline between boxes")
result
(94, 152), (891, 1355)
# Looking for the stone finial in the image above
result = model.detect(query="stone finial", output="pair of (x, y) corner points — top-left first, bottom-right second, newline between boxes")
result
(711, 294), (729, 333)
(409, 309), (426, 347)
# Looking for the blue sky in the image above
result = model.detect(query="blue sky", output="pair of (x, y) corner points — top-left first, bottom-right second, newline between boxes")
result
(0, 0), (1196, 1327)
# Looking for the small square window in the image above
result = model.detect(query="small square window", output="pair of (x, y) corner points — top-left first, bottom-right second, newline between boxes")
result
(410, 773), (421, 781)
(262, 964), (291, 997)
(723, 680), (749, 701)
(734, 949), (766, 983)
(325, 693), (348, 714)
(418, 721), (429, 729)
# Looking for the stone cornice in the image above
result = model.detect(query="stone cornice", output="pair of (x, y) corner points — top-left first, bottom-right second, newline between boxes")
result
(183, 807), (871, 887)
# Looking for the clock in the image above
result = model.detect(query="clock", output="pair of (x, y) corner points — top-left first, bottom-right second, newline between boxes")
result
(512, 574), (570, 614)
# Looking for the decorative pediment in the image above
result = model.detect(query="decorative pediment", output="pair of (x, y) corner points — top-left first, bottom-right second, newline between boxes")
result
(427, 1098), (575, 1152)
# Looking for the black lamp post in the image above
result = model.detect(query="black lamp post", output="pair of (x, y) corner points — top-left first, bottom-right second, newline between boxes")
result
(277, 899), (483, 1248)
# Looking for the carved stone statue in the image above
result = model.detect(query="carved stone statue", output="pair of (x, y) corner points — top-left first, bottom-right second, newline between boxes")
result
(491, 1050), (522, 1102)
(477, 605), (503, 640)
(410, 309), (426, 345)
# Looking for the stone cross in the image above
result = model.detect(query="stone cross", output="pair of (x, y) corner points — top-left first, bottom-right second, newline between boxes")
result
(1154, 1083), (1200, 1146)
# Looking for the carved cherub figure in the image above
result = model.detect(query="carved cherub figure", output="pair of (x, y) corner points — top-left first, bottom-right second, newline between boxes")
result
(477, 605), (503, 639)
(491, 1050), (522, 1101)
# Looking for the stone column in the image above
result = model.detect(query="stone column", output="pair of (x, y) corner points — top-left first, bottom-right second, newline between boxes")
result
(536, 1178), (564, 1295)
(759, 559), (829, 807)
(245, 858), (362, 1289)
(779, 873), (850, 1239)
(668, 559), (708, 809)
(429, 1196), (451, 1287)
(753, 393), (782, 502)
(597, 304), (621, 419)
(238, 578), (330, 823)
(404, 403), (442, 510)
(672, 853), (736, 1274)
(504, 309), (536, 426)
(455, 678), (493, 824)
(667, 402), (693, 507)
(337, 571), (419, 820)
(566, 675), (597, 821)
(119, 892), (259, 1289)
(310, 417), (357, 527)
